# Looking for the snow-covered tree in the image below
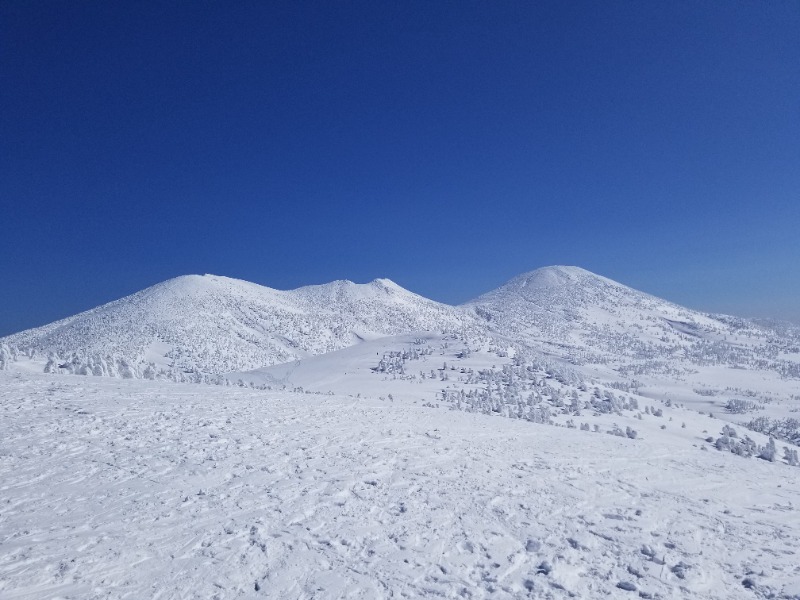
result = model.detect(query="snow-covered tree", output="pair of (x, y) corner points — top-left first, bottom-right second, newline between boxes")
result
(758, 437), (777, 462)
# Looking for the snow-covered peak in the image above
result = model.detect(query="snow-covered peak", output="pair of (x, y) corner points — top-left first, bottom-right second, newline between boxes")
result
(370, 277), (402, 289)
(498, 265), (616, 293)
(463, 265), (796, 384)
(291, 277), (414, 305)
(2, 273), (478, 376)
(4, 266), (796, 390)
(139, 273), (283, 300)
(516, 265), (591, 284)
(467, 265), (660, 311)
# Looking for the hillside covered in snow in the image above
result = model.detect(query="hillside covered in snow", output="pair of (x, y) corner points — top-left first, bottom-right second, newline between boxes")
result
(2, 267), (800, 599)
(466, 266), (798, 375)
(3, 266), (800, 437)
(3, 267), (800, 429)
(1, 274), (479, 376)
(464, 267), (800, 408)
(5, 267), (798, 388)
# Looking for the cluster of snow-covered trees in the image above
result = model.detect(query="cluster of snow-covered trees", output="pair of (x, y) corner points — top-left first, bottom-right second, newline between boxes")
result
(0, 343), (38, 370)
(582, 323), (800, 382)
(372, 346), (435, 376)
(713, 424), (799, 466)
(366, 335), (800, 464)
(39, 351), (232, 384)
(724, 399), (764, 414)
(369, 339), (651, 434)
(744, 416), (800, 446)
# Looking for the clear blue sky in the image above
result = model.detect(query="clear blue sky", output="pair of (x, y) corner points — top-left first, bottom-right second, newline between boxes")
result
(1, 1), (799, 336)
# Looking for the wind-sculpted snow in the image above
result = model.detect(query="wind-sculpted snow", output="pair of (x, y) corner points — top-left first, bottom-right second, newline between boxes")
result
(1, 275), (480, 376)
(2, 373), (799, 599)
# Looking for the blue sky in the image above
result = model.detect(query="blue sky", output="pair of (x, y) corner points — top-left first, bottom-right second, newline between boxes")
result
(1, 1), (798, 336)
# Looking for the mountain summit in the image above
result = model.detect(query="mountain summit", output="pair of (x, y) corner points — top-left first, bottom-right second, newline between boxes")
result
(3, 266), (796, 384)
(2, 274), (474, 375)
(463, 266), (796, 381)
(466, 265), (718, 345)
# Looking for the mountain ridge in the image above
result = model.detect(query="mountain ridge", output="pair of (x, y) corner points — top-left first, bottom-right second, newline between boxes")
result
(1, 273), (479, 375)
(3, 266), (797, 385)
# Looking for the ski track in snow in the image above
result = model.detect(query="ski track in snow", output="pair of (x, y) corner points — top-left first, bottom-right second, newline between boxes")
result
(2, 374), (800, 599)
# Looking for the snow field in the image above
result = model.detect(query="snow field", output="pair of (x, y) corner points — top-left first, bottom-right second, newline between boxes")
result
(2, 373), (799, 599)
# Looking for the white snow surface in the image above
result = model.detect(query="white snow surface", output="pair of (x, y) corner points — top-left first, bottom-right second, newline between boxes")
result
(2, 266), (800, 598)
(465, 266), (800, 402)
(2, 371), (800, 599)
(467, 266), (743, 351)
(228, 332), (513, 402)
(2, 275), (478, 375)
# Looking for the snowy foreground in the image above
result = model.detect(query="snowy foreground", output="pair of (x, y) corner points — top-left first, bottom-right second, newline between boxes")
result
(2, 373), (800, 599)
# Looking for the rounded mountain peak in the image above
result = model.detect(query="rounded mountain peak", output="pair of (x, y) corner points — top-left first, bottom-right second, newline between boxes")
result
(145, 273), (279, 299)
(510, 266), (596, 289)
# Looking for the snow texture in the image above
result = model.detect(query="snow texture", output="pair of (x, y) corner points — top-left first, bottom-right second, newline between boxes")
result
(2, 266), (800, 598)
(2, 373), (800, 599)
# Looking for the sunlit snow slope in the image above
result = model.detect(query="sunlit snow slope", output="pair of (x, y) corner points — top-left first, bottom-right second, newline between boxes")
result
(2, 275), (477, 374)
(2, 373), (799, 599)
(465, 266), (800, 385)
(3, 266), (798, 404)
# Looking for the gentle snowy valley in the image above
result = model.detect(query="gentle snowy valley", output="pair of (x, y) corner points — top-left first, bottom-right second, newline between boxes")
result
(2, 266), (800, 599)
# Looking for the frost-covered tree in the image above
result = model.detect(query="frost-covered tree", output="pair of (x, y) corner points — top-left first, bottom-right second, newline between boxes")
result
(0, 344), (13, 370)
(758, 437), (777, 462)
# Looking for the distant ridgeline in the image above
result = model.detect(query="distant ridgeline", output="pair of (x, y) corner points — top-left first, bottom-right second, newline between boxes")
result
(3, 267), (800, 468)
(2, 266), (799, 384)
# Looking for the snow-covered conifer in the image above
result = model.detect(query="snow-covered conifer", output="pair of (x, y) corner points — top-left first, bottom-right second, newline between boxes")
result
(758, 437), (777, 462)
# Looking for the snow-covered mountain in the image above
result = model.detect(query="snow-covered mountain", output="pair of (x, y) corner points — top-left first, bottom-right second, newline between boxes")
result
(465, 266), (800, 383)
(3, 266), (798, 400)
(3, 267), (800, 599)
(1, 274), (478, 375)
(466, 265), (722, 349)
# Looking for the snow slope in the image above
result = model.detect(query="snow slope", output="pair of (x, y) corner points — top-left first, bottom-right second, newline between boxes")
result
(2, 372), (799, 599)
(465, 266), (800, 409)
(3, 267), (800, 598)
(229, 332), (454, 397)
(1, 275), (478, 375)
(4, 265), (798, 430)
(466, 266), (759, 358)
(4, 266), (798, 394)
(228, 331), (526, 399)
